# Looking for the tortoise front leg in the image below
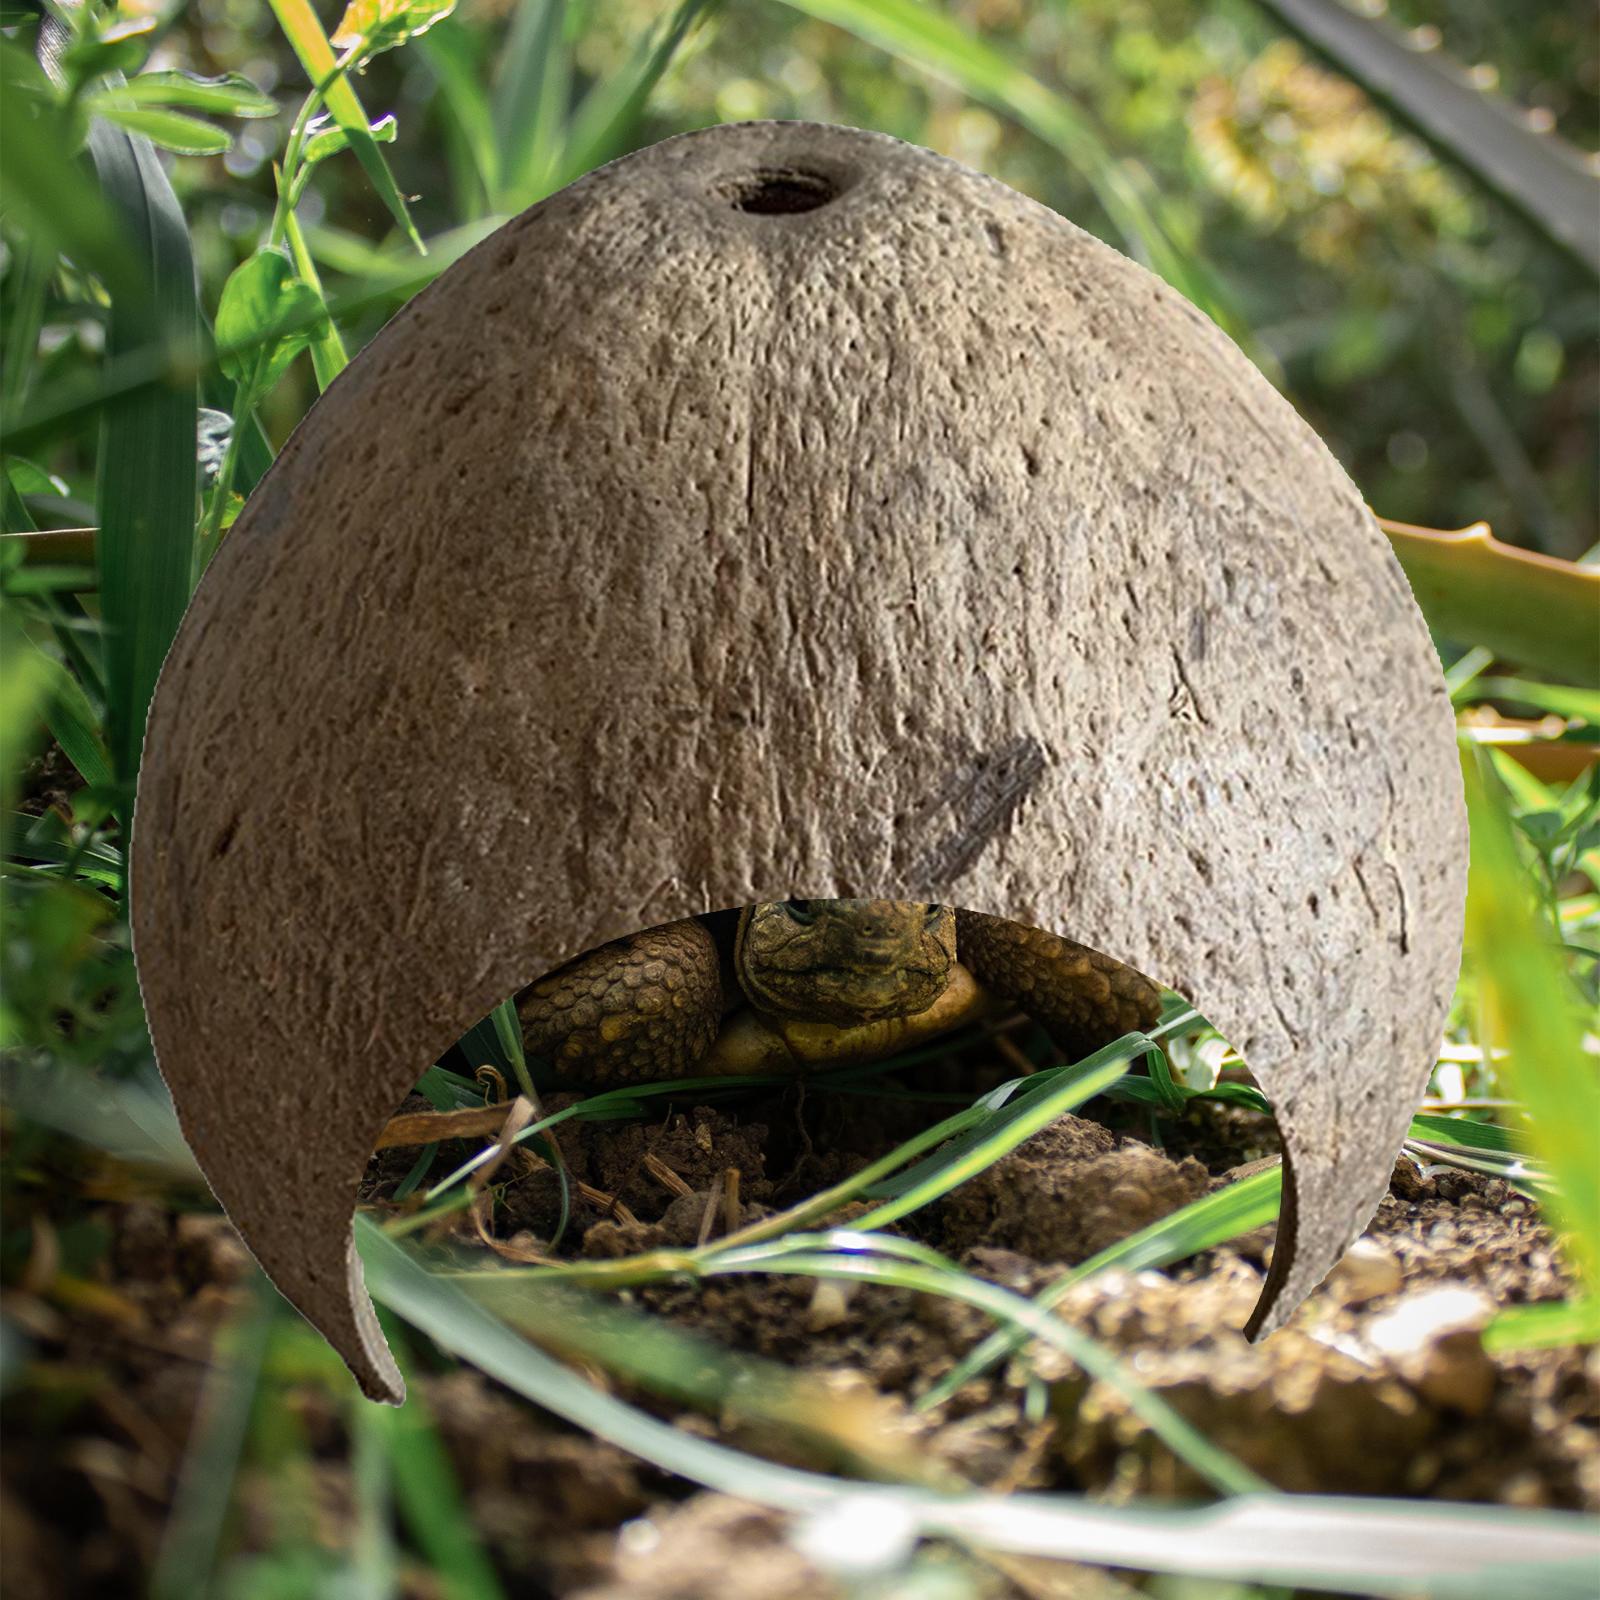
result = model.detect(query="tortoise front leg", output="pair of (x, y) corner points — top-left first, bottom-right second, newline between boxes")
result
(954, 909), (1162, 1061)
(515, 918), (724, 1087)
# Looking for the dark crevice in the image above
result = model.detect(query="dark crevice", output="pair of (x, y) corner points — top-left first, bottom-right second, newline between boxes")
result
(722, 167), (841, 215)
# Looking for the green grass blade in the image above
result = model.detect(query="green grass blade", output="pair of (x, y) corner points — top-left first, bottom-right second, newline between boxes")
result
(419, 18), (499, 216)
(708, 1233), (1270, 1496)
(488, 995), (534, 1099)
(283, 208), (349, 389)
(8, 1074), (1596, 1596)
(19, 632), (112, 790)
(1484, 1297), (1600, 1353)
(488, 0), (568, 206)
(360, 1217), (1600, 1598)
(149, 1285), (276, 1600)
(1252, 0), (1600, 275)
(347, 1388), (400, 1598)
(84, 115), (200, 806)
(381, 1368), (508, 1599)
(555, 0), (713, 189)
(924, 1163), (1285, 1407)
(267, 0), (426, 252)
(1407, 1111), (1528, 1156)
(1463, 753), (1600, 1292)
(856, 1047), (1135, 1226)
(1464, 678), (1600, 722)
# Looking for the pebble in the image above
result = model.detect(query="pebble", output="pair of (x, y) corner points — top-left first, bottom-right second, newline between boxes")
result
(1366, 1284), (1497, 1415)
(1327, 1239), (1403, 1305)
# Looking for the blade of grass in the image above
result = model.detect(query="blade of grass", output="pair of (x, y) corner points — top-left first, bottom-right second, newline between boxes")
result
(1463, 752), (1600, 1292)
(924, 1163), (1285, 1407)
(417, 19), (496, 218)
(859, 1044), (1137, 1218)
(18, 632), (113, 790)
(1407, 1111), (1528, 1156)
(348, 1385), (399, 1598)
(554, 0), (713, 190)
(358, 1218), (1600, 1599)
(1251, 0), (1600, 275)
(267, 0), (426, 251)
(379, 1349), (508, 1600)
(1484, 1298), (1600, 1353)
(487, 0), (568, 207)
(1464, 678), (1600, 722)
(9, 1070), (1597, 1595)
(84, 113), (200, 809)
(149, 1282), (276, 1600)
(282, 206), (349, 389)
(707, 1230), (1270, 1496)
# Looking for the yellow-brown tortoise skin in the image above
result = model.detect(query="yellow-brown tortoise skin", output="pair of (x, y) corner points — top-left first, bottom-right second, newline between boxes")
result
(517, 900), (1161, 1087)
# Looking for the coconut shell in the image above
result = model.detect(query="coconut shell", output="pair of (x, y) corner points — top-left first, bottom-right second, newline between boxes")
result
(131, 121), (1465, 1404)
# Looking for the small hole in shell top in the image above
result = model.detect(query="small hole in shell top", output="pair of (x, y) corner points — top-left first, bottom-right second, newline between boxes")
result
(722, 166), (842, 215)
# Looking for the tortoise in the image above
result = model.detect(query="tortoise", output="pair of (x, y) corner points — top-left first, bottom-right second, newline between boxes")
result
(516, 900), (1163, 1086)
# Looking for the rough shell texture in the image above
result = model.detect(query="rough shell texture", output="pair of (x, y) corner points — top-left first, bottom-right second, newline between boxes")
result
(131, 121), (1465, 1403)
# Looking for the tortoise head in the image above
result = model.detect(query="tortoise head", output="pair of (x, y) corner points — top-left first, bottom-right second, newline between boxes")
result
(735, 899), (958, 1027)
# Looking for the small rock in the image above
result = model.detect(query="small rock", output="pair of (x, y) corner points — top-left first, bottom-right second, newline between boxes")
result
(1366, 1284), (1497, 1415)
(806, 1280), (853, 1332)
(1327, 1238), (1403, 1305)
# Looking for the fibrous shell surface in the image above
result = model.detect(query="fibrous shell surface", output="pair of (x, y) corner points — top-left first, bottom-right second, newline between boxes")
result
(131, 121), (1465, 1402)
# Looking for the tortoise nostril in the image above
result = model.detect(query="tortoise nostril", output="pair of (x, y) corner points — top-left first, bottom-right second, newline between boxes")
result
(722, 166), (840, 215)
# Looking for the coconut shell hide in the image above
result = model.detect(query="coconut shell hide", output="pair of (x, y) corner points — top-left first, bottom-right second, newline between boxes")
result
(131, 121), (1466, 1403)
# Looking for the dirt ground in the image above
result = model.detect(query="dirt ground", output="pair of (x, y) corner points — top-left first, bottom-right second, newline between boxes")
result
(3, 1041), (1596, 1598)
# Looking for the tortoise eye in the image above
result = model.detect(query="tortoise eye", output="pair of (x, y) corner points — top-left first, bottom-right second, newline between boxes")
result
(783, 899), (817, 924)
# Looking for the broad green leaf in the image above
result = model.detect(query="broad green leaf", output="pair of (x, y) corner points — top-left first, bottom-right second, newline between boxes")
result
(331, 0), (459, 59)
(0, 41), (137, 305)
(85, 112), (199, 806)
(215, 248), (328, 391)
(297, 111), (398, 179)
(58, 17), (156, 87)
(87, 100), (233, 156)
(118, 70), (279, 119)
(1384, 519), (1600, 687)
(1252, 0), (1600, 276)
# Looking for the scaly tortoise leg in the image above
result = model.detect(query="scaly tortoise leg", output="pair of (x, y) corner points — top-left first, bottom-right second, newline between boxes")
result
(515, 918), (724, 1087)
(954, 908), (1162, 1061)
